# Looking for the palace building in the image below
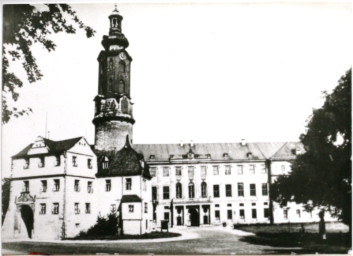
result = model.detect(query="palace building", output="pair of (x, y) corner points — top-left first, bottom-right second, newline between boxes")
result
(2, 7), (334, 240)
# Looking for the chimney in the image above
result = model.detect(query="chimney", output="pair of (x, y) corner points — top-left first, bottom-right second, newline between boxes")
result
(241, 138), (246, 146)
(180, 140), (184, 147)
(190, 140), (194, 148)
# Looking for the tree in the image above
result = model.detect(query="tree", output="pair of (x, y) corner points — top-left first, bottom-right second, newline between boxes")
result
(271, 69), (351, 231)
(2, 4), (95, 123)
(2, 178), (11, 224)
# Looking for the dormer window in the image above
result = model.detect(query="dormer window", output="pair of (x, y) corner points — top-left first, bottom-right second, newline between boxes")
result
(206, 154), (211, 159)
(72, 156), (78, 167)
(38, 157), (45, 168)
(23, 158), (29, 169)
(55, 155), (61, 166)
(223, 153), (229, 159)
(246, 152), (253, 159)
(149, 155), (155, 160)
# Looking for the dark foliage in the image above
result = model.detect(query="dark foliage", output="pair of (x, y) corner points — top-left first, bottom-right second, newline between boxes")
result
(2, 4), (95, 123)
(271, 69), (352, 229)
(2, 178), (11, 224)
(77, 210), (119, 238)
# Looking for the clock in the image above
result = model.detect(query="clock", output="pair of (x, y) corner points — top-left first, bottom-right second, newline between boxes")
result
(119, 52), (126, 60)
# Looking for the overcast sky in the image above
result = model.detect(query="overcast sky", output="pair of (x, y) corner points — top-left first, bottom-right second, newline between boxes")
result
(2, 2), (352, 176)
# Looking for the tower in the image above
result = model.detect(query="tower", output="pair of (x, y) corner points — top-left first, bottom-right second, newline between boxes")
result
(93, 6), (134, 151)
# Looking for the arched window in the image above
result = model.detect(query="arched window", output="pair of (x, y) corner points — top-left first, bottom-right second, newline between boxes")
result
(201, 182), (207, 198)
(112, 18), (118, 28)
(121, 98), (128, 114)
(102, 157), (109, 170)
(108, 78), (113, 92)
(109, 59), (113, 70)
(119, 61), (126, 73)
(118, 80), (125, 94)
(188, 182), (195, 199)
(176, 183), (182, 199)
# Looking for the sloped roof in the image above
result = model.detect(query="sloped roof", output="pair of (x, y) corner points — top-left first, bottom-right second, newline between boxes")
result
(96, 136), (151, 179)
(121, 194), (142, 203)
(271, 142), (304, 160)
(12, 137), (83, 159)
(133, 142), (288, 162)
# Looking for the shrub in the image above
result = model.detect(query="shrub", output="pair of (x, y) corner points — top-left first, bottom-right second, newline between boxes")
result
(77, 211), (119, 238)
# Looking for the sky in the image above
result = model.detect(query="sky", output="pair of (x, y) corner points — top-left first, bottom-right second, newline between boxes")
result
(2, 1), (352, 177)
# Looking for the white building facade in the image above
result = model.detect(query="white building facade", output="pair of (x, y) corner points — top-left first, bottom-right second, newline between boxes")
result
(2, 7), (335, 241)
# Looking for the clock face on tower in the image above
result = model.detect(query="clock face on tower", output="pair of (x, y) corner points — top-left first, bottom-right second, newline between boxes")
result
(119, 52), (126, 60)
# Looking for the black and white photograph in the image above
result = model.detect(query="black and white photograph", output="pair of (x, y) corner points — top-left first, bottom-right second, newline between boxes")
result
(1, 1), (352, 255)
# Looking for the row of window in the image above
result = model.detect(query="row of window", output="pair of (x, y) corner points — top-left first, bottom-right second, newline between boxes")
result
(23, 180), (94, 193)
(150, 164), (272, 178)
(39, 202), (91, 215)
(22, 156), (93, 169)
(152, 183), (268, 200)
(104, 178), (147, 192)
(109, 203), (148, 213)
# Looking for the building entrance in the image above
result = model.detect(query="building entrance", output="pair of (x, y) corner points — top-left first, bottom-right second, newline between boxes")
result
(188, 207), (200, 226)
(20, 205), (34, 238)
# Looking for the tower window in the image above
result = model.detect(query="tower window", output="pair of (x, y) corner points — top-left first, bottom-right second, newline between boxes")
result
(118, 80), (125, 94)
(119, 61), (126, 73)
(112, 18), (118, 28)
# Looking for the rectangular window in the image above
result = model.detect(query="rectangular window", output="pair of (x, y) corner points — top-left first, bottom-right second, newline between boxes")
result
(213, 166), (219, 175)
(74, 180), (80, 192)
(40, 203), (46, 215)
(52, 203), (59, 215)
(85, 203), (91, 214)
(281, 165), (286, 174)
(213, 185), (220, 198)
(53, 179), (60, 192)
(283, 208), (288, 219)
(237, 165), (243, 175)
(252, 209), (257, 219)
(38, 157), (45, 168)
(250, 184), (256, 196)
(163, 186), (170, 199)
(150, 167), (157, 177)
(129, 205), (134, 213)
(215, 210), (220, 221)
(188, 166), (194, 178)
(105, 179), (111, 192)
(237, 183), (244, 197)
(225, 165), (231, 175)
(126, 178), (132, 190)
(23, 181), (29, 193)
(87, 181), (93, 193)
(111, 204), (116, 212)
(261, 164), (267, 174)
(249, 165), (255, 174)
(74, 203), (80, 214)
(296, 209), (301, 218)
(152, 186), (157, 201)
(144, 202), (148, 213)
(87, 159), (92, 169)
(41, 180), (47, 193)
(264, 208), (269, 218)
(175, 167), (182, 176)
(163, 167), (169, 177)
(226, 184), (232, 197)
(164, 212), (169, 221)
(72, 156), (77, 167)
(262, 183), (268, 196)
(227, 209), (232, 220)
(24, 158), (29, 169)
(240, 209), (245, 219)
(55, 155), (61, 166)
(201, 166), (207, 178)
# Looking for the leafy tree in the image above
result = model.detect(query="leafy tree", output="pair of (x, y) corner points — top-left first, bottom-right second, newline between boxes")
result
(2, 178), (11, 224)
(2, 4), (95, 123)
(271, 69), (351, 231)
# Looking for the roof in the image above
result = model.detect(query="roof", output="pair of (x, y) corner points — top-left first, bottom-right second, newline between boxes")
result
(96, 136), (151, 179)
(271, 142), (304, 160)
(121, 194), (142, 203)
(12, 137), (83, 159)
(133, 142), (294, 163)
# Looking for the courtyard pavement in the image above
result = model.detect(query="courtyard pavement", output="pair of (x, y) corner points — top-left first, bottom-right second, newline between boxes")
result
(2, 226), (305, 255)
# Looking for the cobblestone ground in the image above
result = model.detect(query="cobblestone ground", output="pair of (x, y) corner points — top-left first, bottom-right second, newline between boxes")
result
(2, 226), (306, 255)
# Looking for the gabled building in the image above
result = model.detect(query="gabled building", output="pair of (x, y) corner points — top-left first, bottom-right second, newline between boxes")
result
(2, 7), (335, 241)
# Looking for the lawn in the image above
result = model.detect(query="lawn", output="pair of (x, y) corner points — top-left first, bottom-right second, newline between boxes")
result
(235, 222), (351, 254)
(66, 231), (181, 240)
